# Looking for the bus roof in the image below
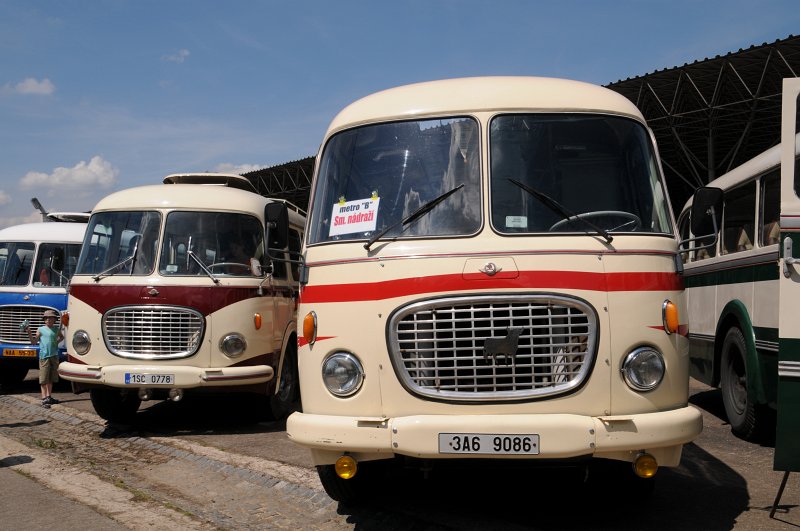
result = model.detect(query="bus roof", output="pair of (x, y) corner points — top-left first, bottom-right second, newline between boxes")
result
(0, 221), (87, 242)
(90, 184), (306, 224)
(327, 76), (646, 134)
(681, 131), (800, 213)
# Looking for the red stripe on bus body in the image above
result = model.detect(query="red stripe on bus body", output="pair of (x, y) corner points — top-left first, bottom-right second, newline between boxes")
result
(69, 284), (288, 316)
(297, 336), (335, 348)
(299, 271), (683, 304)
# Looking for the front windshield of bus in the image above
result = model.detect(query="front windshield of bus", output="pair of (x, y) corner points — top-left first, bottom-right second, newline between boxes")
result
(33, 243), (82, 287)
(76, 211), (161, 276)
(490, 114), (672, 235)
(0, 242), (35, 286)
(308, 117), (482, 245)
(159, 211), (264, 276)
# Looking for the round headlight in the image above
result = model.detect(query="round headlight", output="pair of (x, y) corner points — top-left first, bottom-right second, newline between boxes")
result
(621, 347), (665, 392)
(322, 352), (364, 397)
(219, 333), (247, 358)
(72, 330), (91, 355)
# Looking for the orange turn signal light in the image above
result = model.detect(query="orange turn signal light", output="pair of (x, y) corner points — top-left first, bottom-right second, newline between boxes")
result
(254, 313), (262, 330)
(662, 300), (679, 335)
(303, 311), (317, 346)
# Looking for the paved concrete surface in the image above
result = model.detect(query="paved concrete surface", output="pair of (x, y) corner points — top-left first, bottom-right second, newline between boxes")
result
(0, 371), (798, 530)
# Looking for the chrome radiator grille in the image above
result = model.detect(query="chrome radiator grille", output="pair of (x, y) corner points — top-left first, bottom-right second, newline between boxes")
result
(389, 295), (597, 401)
(0, 305), (62, 344)
(102, 306), (204, 360)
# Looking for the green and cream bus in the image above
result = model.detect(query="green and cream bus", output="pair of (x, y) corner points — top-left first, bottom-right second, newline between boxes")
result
(679, 78), (800, 458)
(286, 76), (708, 502)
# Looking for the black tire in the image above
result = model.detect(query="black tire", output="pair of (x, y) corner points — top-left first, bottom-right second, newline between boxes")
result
(0, 362), (29, 388)
(269, 343), (300, 420)
(720, 326), (763, 441)
(317, 462), (380, 504)
(90, 387), (142, 423)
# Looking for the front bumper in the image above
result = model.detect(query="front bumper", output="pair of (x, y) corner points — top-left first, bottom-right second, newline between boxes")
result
(287, 406), (703, 466)
(58, 360), (274, 388)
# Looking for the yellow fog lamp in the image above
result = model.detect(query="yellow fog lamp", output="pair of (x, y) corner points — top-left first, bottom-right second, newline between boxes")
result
(335, 455), (358, 479)
(633, 453), (658, 478)
(303, 311), (317, 346)
(662, 300), (679, 335)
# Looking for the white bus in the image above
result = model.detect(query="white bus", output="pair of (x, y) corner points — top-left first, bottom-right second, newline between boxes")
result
(0, 216), (87, 386)
(58, 174), (305, 422)
(286, 76), (707, 501)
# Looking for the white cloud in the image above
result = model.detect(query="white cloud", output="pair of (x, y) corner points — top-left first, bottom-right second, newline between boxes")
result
(0, 190), (10, 205)
(0, 211), (43, 230)
(162, 49), (190, 63)
(4, 77), (56, 95)
(19, 156), (119, 196)
(214, 163), (263, 175)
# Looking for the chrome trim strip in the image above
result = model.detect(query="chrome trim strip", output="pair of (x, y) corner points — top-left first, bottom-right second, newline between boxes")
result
(778, 361), (800, 379)
(781, 216), (800, 230)
(755, 340), (779, 352)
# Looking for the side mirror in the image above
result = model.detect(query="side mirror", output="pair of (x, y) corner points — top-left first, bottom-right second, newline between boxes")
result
(265, 202), (288, 249)
(690, 186), (723, 238)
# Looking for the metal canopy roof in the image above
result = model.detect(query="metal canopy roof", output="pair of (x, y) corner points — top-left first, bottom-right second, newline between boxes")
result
(241, 157), (314, 211)
(244, 35), (800, 215)
(606, 34), (800, 211)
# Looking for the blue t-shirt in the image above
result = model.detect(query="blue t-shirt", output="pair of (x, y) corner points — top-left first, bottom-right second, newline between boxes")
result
(38, 325), (59, 360)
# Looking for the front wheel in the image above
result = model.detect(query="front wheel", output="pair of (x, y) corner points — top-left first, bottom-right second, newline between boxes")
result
(317, 462), (382, 504)
(90, 387), (142, 423)
(720, 327), (764, 441)
(268, 343), (301, 420)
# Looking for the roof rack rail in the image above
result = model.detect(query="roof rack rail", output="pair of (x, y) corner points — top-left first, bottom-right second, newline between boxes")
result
(163, 173), (258, 193)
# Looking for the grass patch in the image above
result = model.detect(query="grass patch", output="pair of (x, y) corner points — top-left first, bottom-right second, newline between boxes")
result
(34, 438), (57, 449)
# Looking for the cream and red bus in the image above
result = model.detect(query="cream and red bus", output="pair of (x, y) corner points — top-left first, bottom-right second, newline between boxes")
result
(286, 76), (707, 501)
(59, 174), (305, 422)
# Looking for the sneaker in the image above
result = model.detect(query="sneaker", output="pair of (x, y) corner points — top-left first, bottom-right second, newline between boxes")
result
(45, 396), (60, 405)
(41, 400), (50, 409)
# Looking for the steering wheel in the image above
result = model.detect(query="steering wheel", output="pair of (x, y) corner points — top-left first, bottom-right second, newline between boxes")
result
(207, 262), (251, 274)
(549, 211), (642, 232)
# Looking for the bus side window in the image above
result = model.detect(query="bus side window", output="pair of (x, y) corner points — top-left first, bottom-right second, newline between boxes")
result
(721, 181), (756, 255)
(760, 169), (780, 246)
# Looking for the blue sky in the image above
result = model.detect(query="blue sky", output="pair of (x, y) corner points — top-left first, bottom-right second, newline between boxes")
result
(0, 0), (797, 228)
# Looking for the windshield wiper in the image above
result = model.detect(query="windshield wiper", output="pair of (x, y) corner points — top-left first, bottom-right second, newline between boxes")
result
(92, 254), (135, 281)
(187, 250), (220, 284)
(364, 184), (464, 251)
(508, 179), (612, 243)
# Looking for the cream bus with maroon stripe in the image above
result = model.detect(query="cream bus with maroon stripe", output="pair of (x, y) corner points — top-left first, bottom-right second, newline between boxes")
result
(286, 76), (704, 501)
(58, 174), (305, 422)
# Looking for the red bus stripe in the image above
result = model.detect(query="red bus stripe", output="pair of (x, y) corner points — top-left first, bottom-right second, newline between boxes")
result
(300, 271), (683, 303)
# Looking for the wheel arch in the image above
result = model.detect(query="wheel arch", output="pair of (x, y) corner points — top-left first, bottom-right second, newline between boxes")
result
(714, 300), (767, 405)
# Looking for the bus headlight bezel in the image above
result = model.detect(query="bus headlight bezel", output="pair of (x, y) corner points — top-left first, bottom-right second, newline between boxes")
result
(72, 330), (91, 355)
(219, 333), (247, 358)
(620, 346), (665, 392)
(322, 351), (364, 397)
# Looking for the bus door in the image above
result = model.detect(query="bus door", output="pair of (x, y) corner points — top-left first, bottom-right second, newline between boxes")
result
(775, 77), (800, 471)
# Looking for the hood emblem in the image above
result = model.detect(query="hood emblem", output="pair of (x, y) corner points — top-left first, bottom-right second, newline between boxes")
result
(483, 328), (523, 365)
(479, 262), (502, 276)
(147, 288), (159, 297)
